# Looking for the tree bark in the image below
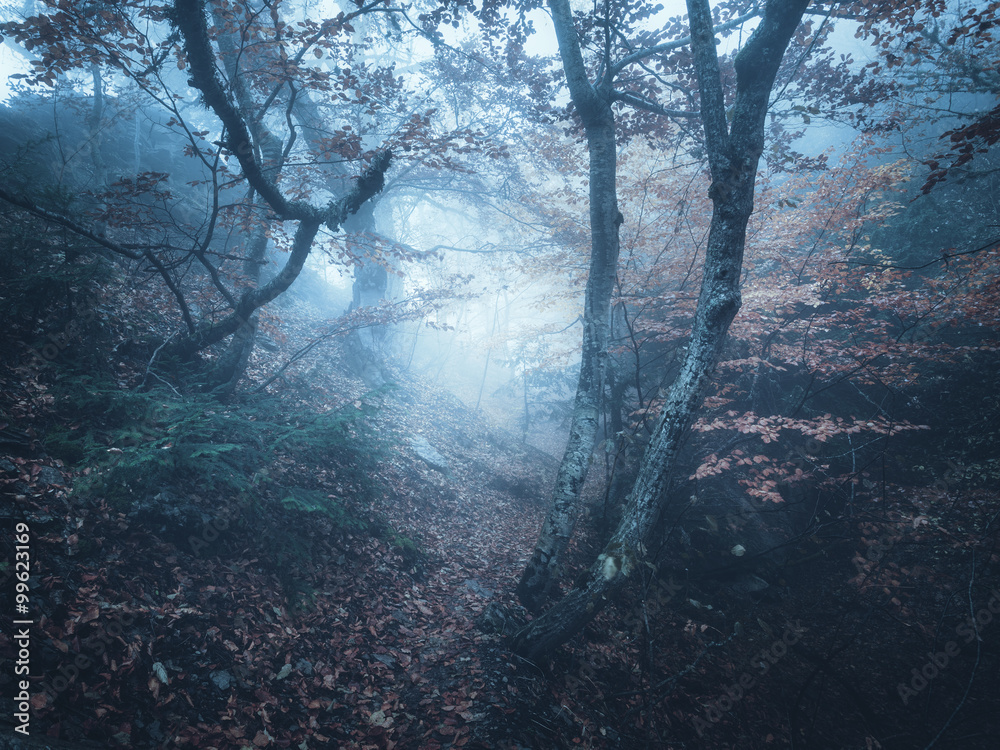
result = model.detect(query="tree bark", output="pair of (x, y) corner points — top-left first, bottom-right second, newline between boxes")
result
(516, 0), (622, 613)
(343, 202), (394, 386)
(513, 0), (810, 662)
(162, 0), (392, 364)
(204, 312), (259, 398)
(198, 7), (282, 395)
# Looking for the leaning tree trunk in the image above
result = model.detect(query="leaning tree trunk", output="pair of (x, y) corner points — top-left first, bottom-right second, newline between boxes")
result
(203, 212), (271, 396)
(342, 201), (394, 386)
(87, 64), (107, 196)
(516, 0), (623, 614)
(163, 0), (391, 376)
(513, 0), (810, 662)
(200, 4), (287, 395)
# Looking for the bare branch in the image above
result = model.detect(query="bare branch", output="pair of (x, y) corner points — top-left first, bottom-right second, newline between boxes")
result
(173, 0), (312, 221)
(610, 5), (762, 77)
(0, 185), (142, 260)
(612, 89), (698, 118)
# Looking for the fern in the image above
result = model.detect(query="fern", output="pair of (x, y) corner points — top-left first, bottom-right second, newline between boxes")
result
(41, 373), (415, 608)
(46, 376), (383, 507)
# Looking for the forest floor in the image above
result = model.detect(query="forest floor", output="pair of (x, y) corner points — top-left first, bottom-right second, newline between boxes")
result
(0, 357), (549, 749)
(3, 296), (1000, 750)
(1, 303), (642, 750)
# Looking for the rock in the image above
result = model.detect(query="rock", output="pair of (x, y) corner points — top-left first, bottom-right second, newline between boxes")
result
(295, 658), (314, 676)
(210, 670), (233, 691)
(408, 434), (449, 474)
(463, 579), (493, 598)
(476, 602), (524, 635)
(728, 574), (771, 599)
(37, 466), (64, 486)
(0, 458), (17, 474)
(487, 474), (534, 499)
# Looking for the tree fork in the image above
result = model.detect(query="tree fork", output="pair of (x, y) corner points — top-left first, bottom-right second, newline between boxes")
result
(513, 0), (810, 661)
(160, 0), (393, 369)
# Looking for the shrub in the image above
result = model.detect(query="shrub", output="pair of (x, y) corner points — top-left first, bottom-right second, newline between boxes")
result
(47, 376), (383, 508)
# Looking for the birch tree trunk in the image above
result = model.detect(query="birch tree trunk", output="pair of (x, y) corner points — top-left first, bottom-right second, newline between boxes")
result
(516, 0), (622, 613)
(513, 0), (810, 661)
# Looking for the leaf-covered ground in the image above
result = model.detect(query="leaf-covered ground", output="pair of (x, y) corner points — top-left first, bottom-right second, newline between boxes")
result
(0, 348), (553, 749)
(3, 293), (1000, 750)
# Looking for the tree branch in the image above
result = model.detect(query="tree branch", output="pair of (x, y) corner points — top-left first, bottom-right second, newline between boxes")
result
(0, 185), (142, 260)
(172, 0), (313, 221)
(687, 0), (732, 163)
(610, 5), (762, 76)
(548, 0), (604, 121)
(611, 89), (698, 118)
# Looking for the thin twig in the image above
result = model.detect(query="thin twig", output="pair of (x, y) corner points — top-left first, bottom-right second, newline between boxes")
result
(922, 553), (981, 749)
(139, 336), (173, 391)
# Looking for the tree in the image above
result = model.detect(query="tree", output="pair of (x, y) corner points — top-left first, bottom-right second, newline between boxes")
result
(513, 0), (622, 612)
(0, 0), (516, 394)
(515, 0), (767, 613)
(845, 0), (1000, 193)
(513, 0), (810, 661)
(0, 0), (397, 390)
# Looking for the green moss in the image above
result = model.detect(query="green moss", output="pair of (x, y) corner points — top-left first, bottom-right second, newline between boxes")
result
(388, 531), (422, 568)
(44, 428), (88, 464)
(279, 488), (367, 533)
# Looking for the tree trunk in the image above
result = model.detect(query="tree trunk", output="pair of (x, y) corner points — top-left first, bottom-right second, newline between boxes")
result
(164, 0), (393, 368)
(343, 202), (393, 386)
(87, 63), (108, 241)
(516, 0), (623, 613)
(204, 313), (259, 398)
(203, 212), (272, 395)
(87, 63), (106, 188)
(513, 0), (810, 662)
(197, 3), (283, 395)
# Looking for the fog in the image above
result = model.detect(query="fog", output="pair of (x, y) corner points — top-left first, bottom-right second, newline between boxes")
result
(2, 1), (999, 747)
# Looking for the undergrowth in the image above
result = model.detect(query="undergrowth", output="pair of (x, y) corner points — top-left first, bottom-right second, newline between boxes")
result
(43, 370), (419, 606)
(46, 372), (376, 500)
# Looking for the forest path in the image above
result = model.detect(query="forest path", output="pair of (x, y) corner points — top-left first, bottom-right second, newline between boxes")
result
(310, 381), (558, 748)
(350, 384), (554, 748)
(2, 368), (560, 750)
